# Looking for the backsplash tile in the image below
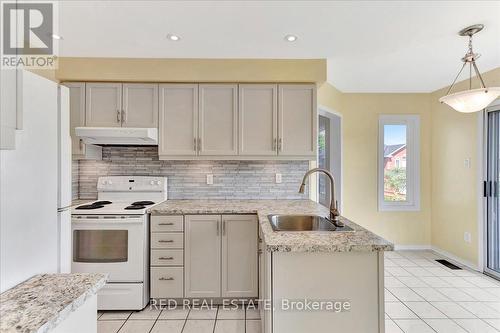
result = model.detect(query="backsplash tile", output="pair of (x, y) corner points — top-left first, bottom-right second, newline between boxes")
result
(76, 146), (310, 200)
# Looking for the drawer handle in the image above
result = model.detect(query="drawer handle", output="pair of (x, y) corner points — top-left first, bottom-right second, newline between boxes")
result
(159, 277), (174, 281)
(158, 222), (174, 226)
(159, 240), (174, 243)
(159, 256), (174, 260)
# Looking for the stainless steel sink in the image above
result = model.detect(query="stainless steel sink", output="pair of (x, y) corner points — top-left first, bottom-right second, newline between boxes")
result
(268, 214), (354, 232)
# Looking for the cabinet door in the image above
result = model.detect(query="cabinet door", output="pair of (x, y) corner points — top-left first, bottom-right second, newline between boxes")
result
(122, 83), (158, 128)
(85, 83), (122, 127)
(64, 83), (86, 156)
(199, 84), (238, 156)
(159, 84), (198, 157)
(184, 215), (221, 298)
(239, 84), (277, 156)
(222, 215), (258, 298)
(278, 84), (317, 157)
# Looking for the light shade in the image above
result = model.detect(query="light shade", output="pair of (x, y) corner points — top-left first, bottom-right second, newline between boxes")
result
(439, 87), (500, 113)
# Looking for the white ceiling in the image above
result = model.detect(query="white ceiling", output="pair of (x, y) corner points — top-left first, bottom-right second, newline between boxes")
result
(58, 1), (500, 92)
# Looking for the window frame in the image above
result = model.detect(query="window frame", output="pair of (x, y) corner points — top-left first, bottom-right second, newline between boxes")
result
(378, 115), (420, 212)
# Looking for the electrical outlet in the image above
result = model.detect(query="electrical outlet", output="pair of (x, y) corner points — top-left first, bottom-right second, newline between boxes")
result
(464, 158), (471, 169)
(275, 173), (282, 184)
(206, 174), (213, 185)
(464, 231), (472, 243)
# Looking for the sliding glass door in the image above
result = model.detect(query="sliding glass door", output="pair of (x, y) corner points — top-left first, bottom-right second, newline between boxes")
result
(486, 109), (500, 279)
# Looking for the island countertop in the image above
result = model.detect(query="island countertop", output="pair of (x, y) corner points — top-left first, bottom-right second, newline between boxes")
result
(149, 199), (393, 253)
(0, 273), (107, 333)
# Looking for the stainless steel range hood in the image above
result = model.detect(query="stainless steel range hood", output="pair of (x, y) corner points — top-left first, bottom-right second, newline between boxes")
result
(75, 127), (158, 145)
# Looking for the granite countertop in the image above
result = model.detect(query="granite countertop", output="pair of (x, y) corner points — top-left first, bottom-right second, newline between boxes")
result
(0, 273), (107, 333)
(149, 199), (393, 253)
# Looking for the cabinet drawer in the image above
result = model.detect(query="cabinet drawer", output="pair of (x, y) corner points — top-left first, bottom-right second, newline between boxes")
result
(151, 233), (184, 249)
(151, 249), (184, 266)
(151, 215), (183, 232)
(151, 267), (183, 298)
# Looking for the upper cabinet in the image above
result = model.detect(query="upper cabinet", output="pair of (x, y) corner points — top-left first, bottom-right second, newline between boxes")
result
(239, 84), (277, 156)
(278, 84), (317, 157)
(64, 82), (102, 160)
(86, 83), (159, 128)
(85, 83), (122, 127)
(122, 84), (158, 128)
(159, 84), (198, 157)
(199, 84), (238, 156)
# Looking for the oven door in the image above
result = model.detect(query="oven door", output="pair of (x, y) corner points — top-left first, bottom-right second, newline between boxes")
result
(71, 215), (145, 282)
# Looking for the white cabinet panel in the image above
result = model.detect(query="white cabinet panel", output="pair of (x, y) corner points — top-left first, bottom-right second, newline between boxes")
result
(278, 84), (317, 157)
(222, 215), (258, 298)
(159, 84), (198, 157)
(199, 84), (238, 156)
(122, 83), (158, 128)
(239, 84), (277, 156)
(184, 215), (221, 298)
(85, 83), (122, 127)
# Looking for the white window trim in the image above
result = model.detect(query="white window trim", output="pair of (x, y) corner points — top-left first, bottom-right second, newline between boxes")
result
(378, 115), (420, 212)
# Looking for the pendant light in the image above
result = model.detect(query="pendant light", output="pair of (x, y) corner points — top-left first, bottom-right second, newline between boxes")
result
(439, 24), (500, 113)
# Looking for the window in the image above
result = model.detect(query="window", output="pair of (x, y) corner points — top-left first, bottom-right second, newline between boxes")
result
(378, 115), (420, 211)
(318, 115), (330, 207)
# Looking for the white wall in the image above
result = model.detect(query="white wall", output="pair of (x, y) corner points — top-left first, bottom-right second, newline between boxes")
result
(0, 71), (59, 292)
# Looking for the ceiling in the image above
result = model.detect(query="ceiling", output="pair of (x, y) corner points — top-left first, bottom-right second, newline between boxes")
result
(58, 1), (500, 92)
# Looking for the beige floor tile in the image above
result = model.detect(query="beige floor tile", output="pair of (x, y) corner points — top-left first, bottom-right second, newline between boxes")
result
(246, 307), (261, 320)
(424, 319), (468, 332)
(403, 302), (446, 319)
(150, 320), (185, 333)
(118, 320), (155, 333)
(128, 306), (161, 320)
(385, 320), (403, 333)
(97, 320), (124, 333)
(214, 320), (245, 333)
(484, 319), (500, 330)
(454, 319), (500, 333)
(159, 306), (190, 320)
(430, 302), (476, 319)
(188, 307), (218, 319)
(246, 320), (262, 333)
(385, 302), (418, 319)
(182, 320), (215, 333)
(393, 319), (435, 333)
(217, 306), (245, 319)
(99, 311), (132, 320)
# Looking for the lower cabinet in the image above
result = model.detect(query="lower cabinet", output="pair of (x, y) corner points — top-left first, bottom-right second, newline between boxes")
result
(151, 214), (259, 300)
(184, 214), (259, 299)
(184, 215), (222, 298)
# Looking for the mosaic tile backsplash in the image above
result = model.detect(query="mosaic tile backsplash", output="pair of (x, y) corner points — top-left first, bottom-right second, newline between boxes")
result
(75, 146), (310, 200)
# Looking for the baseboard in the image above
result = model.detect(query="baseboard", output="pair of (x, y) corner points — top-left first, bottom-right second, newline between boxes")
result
(430, 246), (480, 272)
(394, 244), (431, 251)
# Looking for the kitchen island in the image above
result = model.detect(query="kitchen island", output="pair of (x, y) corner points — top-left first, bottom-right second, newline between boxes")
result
(0, 273), (106, 333)
(150, 199), (393, 333)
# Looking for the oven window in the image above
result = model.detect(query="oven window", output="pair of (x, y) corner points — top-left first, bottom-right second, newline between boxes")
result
(73, 230), (128, 263)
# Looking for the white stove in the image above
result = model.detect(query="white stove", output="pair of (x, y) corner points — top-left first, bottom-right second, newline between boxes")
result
(71, 176), (167, 310)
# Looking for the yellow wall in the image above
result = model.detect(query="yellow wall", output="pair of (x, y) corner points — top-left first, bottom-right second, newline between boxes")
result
(430, 67), (500, 266)
(319, 83), (432, 245)
(56, 58), (326, 83)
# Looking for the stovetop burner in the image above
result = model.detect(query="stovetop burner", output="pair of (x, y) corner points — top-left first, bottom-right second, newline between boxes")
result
(131, 201), (155, 206)
(93, 201), (112, 205)
(75, 204), (105, 210)
(124, 205), (146, 210)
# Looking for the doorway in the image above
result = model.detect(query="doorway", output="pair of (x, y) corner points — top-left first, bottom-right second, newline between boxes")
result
(318, 109), (342, 211)
(485, 104), (500, 280)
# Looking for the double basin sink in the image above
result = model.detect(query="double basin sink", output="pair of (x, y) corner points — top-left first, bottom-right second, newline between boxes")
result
(268, 214), (354, 232)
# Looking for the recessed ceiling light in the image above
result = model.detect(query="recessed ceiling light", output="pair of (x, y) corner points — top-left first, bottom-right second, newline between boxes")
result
(51, 33), (63, 40)
(284, 34), (297, 42)
(167, 34), (180, 41)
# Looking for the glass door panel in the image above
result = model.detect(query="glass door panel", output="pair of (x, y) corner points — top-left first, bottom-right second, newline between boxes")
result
(486, 110), (500, 279)
(73, 230), (128, 263)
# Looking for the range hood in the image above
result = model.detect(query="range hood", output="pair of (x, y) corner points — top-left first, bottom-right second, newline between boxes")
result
(75, 127), (158, 145)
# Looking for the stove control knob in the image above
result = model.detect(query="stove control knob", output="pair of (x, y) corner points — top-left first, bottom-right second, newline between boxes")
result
(150, 180), (155, 185)
(156, 180), (161, 185)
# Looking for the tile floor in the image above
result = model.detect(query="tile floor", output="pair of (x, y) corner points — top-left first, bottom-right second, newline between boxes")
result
(97, 250), (500, 333)
(385, 250), (500, 333)
(98, 304), (261, 333)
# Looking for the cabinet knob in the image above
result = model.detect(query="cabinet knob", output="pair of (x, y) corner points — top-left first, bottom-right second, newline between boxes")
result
(159, 256), (174, 260)
(158, 222), (174, 226)
(158, 239), (174, 243)
(116, 110), (121, 123)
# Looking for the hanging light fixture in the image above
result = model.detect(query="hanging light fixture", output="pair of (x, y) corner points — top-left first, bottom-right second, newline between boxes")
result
(439, 24), (500, 113)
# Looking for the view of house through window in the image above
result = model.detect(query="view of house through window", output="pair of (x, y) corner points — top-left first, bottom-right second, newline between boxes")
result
(383, 125), (407, 202)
